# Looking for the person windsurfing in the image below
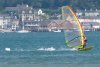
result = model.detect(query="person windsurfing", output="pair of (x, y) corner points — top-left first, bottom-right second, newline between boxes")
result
(78, 36), (87, 49)
(83, 36), (87, 48)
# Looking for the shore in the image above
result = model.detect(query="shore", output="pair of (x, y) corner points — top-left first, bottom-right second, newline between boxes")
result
(0, 29), (14, 32)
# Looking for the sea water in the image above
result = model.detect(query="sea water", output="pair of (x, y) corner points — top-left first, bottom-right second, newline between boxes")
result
(0, 32), (100, 67)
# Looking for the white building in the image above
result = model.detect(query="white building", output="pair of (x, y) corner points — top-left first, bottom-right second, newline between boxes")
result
(0, 14), (19, 31)
(76, 9), (100, 30)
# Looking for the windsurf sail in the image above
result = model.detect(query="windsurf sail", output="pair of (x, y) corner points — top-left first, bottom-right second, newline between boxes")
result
(62, 6), (85, 48)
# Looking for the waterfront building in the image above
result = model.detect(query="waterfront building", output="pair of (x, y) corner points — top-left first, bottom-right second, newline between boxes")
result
(5, 4), (49, 31)
(47, 20), (63, 32)
(76, 9), (100, 31)
(0, 14), (11, 29)
(0, 14), (19, 31)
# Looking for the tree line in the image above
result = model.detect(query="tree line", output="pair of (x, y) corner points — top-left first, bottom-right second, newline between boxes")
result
(0, 0), (99, 12)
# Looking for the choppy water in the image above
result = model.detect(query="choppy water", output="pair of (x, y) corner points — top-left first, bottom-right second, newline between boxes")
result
(0, 32), (100, 67)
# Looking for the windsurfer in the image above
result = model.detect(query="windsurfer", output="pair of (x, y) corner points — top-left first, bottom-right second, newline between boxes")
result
(78, 36), (87, 49)
(83, 36), (87, 48)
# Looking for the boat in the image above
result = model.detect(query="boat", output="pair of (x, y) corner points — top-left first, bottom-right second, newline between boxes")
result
(17, 21), (30, 33)
(53, 29), (61, 32)
(62, 6), (93, 51)
(17, 30), (30, 33)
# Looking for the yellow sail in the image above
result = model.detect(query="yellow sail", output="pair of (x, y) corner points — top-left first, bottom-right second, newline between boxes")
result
(62, 6), (85, 48)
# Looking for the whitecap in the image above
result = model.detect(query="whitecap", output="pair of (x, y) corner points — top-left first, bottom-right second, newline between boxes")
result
(5, 48), (11, 51)
(37, 47), (56, 51)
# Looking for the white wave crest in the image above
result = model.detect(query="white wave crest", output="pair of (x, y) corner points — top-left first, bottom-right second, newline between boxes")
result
(69, 48), (78, 51)
(37, 47), (56, 51)
(5, 48), (11, 51)
(37, 47), (78, 51)
(3, 47), (77, 52)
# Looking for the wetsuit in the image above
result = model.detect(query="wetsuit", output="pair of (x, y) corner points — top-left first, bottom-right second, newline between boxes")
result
(83, 37), (87, 48)
(78, 37), (87, 49)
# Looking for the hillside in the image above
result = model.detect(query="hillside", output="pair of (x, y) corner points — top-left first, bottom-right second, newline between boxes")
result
(0, 0), (99, 13)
